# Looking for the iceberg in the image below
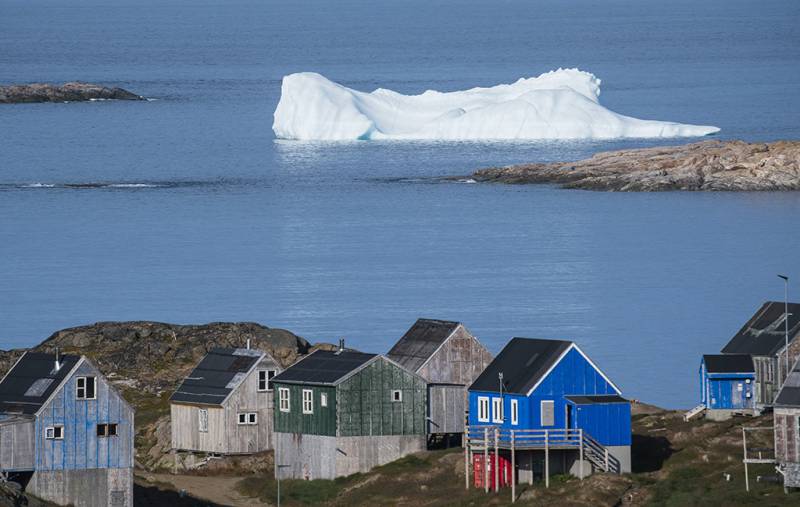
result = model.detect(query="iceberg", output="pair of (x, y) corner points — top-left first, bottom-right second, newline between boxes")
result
(272, 69), (719, 141)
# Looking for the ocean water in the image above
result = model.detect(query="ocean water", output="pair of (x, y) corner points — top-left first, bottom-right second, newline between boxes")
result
(2, 0), (799, 408)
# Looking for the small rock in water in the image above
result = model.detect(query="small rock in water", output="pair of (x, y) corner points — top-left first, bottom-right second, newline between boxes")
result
(0, 82), (144, 104)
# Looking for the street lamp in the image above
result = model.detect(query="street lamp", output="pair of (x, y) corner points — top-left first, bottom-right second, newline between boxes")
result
(498, 372), (504, 423)
(779, 274), (790, 376)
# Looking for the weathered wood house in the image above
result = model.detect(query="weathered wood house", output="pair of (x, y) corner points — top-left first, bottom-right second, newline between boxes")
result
(170, 347), (282, 455)
(387, 319), (492, 442)
(697, 354), (756, 420)
(465, 337), (631, 488)
(0, 352), (134, 507)
(272, 348), (427, 480)
(774, 357), (800, 488)
(720, 301), (800, 409)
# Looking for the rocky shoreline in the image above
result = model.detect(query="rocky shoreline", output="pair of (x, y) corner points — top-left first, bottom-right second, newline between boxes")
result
(467, 140), (800, 191)
(0, 82), (144, 104)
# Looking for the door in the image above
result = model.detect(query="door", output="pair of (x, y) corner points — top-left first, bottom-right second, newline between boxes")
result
(566, 404), (577, 430)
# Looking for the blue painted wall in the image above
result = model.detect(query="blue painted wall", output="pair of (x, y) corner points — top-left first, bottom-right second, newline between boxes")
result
(35, 360), (134, 471)
(699, 359), (755, 410)
(468, 346), (628, 447)
(568, 401), (631, 446)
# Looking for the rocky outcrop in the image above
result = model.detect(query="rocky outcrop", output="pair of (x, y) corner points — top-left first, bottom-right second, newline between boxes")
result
(469, 140), (800, 191)
(0, 82), (143, 104)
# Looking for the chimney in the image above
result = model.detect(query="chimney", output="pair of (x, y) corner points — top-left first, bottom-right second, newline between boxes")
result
(55, 348), (61, 371)
(336, 338), (345, 355)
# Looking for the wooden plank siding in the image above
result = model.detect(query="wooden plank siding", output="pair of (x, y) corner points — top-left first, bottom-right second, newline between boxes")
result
(272, 384), (337, 436)
(775, 408), (800, 464)
(416, 325), (492, 386)
(427, 385), (465, 434)
(0, 419), (35, 470)
(753, 356), (777, 406)
(170, 404), (226, 453)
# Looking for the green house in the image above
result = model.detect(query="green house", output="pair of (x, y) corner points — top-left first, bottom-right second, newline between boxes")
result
(272, 348), (427, 479)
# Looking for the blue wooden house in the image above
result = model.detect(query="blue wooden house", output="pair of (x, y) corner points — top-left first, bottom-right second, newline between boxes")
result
(698, 354), (755, 418)
(466, 337), (630, 486)
(0, 352), (134, 507)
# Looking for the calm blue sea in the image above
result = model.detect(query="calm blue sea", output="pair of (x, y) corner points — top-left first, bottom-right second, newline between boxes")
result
(2, 0), (800, 407)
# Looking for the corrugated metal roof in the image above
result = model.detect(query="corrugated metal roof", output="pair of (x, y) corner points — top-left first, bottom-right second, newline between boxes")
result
(0, 352), (81, 415)
(386, 319), (460, 372)
(271, 350), (377, 386)
(703, 354), (755, 373)
(170, 347), (264, 406)
(775, 360), (800, 407)
(721, 301), (800, 356)
(469, 338), (572, 395)
(565, 395), (628, 405)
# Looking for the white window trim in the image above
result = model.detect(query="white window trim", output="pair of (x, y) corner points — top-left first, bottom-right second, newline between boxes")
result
(45, 425), (64, 440)
(237, 412), (258, 425)
(302, 389), (314, 414)
(391, 390), (402, 403)
(320, 392), (328, 407)
(540, 400), (555, 427)
(257, 370), (277, 392)
(198, 408), (208, 433)
(492, 397), (503, 423)
(477, 396), (490, 422)
(278, 387), (290, 413)
(76, 376), (97, 400)
(511, 399), (519, 426)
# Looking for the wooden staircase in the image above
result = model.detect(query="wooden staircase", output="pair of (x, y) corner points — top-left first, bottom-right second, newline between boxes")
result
(683, 404), (706, 421)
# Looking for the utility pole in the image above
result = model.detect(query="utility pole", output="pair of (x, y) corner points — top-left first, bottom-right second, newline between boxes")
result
(779, 274), (790, 377)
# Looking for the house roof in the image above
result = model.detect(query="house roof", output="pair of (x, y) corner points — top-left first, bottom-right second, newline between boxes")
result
(271, 350), (377, 386)
(469, 338), (573, 395)
(721, 301), (800, 356)
(0, 352), (81, 415)
(387, 319), (461, 372)
(703, 354), (755, 374)
(775, 358), (800, 407)
(170, 347), (265, 406)
(565, 395), (629, 405)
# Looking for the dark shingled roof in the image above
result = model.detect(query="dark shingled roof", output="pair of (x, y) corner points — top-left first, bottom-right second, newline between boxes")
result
(0, 352), (81, 415)
(272, 350), (377, 386)
(387, 319), (461, 372)
(469, 338), (572, 395)
(565, 395), (628, 405)
(775, 360), (800, 407)
(703, 354), (754, 374)
(721, 301), (800, 356)
(170, 347), (263, 406)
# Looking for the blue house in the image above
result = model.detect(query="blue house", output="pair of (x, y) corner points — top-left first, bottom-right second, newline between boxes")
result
(0, 352), (134, 507)
(699, 354), (755, 418)
(467, 337), (631, 481)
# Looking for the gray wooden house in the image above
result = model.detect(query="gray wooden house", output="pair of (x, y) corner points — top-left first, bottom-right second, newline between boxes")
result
(720, 301), (800, 409)
(170, 347), (282, 455)
(774, 357), (800, 488)
(272, 348), (427, 480)
(387, 319), (492, 442)
(0, 352), (134, 507)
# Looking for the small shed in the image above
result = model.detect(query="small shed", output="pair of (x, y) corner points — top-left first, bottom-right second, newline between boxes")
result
(699, 354), (755, 417)
(272, 349), (427, 480)
(387, 319), (492, 440)
(0, 352), (135, 507)
(170, 347), (282, 455)
(774, 357), (800, 488)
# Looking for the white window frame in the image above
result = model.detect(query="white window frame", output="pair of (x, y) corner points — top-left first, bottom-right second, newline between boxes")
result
(540, 400), (555, 426)
(45, 425), (64, 440)
(511, 399), (519, 426)
(302, 389), (314, 414)
(198, 408), (208, 433)
(477, 396), (490, 422)
(76, 376), (96, 400)
(258, 370), (277, 392)
(278, 387), (290, 413)
(492, 397), (503, 423)
(320, 393), (328, 407)
(391, 390), (402, 403)
(237, 412), (257, 425)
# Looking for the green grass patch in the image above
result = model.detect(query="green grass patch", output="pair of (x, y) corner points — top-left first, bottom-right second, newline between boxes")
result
(237, 474), (356, 505)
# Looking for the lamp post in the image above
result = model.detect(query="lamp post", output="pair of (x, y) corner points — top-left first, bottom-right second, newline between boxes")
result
(779, 275), (790, 377)
(499, 372), (504, 423)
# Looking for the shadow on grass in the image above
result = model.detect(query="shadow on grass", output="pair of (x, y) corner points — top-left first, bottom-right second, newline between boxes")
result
(134, 483), (225, 506)
(632, 434), (673, 473)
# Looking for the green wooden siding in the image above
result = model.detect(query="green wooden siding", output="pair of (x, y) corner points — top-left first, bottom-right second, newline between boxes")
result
(338, 358), (426, 437)
(272, 383), (337, 436)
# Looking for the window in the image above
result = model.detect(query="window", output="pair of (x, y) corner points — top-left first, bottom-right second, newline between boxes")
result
(258, 370), (277, 392)
(198, 408), (208, 433)
(76, 376), (96, 400)
(302, 389), (314, 414)
(540, 400), (555, 426)
(237, 412), (257, 425)
(45, 425), (64, 440)
(320, 393), (328, 407)
(492, 397), (503, 423)
(391, 390), (402, 403)
(511, 399), (519, 425)
(97, 423), (118, 437)
(477, 397), (490, 422)
(279, 387), (290, 412)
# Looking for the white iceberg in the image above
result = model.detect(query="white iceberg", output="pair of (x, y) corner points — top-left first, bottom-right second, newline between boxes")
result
(272, 69), (719, 141)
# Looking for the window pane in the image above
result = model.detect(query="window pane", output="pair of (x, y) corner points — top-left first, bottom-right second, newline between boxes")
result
(97, 424), (106, 437)
(55, 426), (63, 438)
(86, 377), (96, 399)
(249, 413), (257, 424)
(108, 424), (117, 436)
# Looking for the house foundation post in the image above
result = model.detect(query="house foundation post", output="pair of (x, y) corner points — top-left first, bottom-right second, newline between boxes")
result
(579, 429), (584, 480)
(511, 430), (516, 503)
(484, 427), (489, 493)
(494, 427), (499, 493)
(545, 430), (549, 488)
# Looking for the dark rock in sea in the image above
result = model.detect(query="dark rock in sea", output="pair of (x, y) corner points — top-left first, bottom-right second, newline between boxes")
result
(467, 140), (800, 191)
(0, 82), (144, 104)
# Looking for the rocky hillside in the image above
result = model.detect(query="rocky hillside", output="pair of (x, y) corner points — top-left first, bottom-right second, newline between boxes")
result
(469, 140), (800, 191)
(0, 82), (144, 104)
